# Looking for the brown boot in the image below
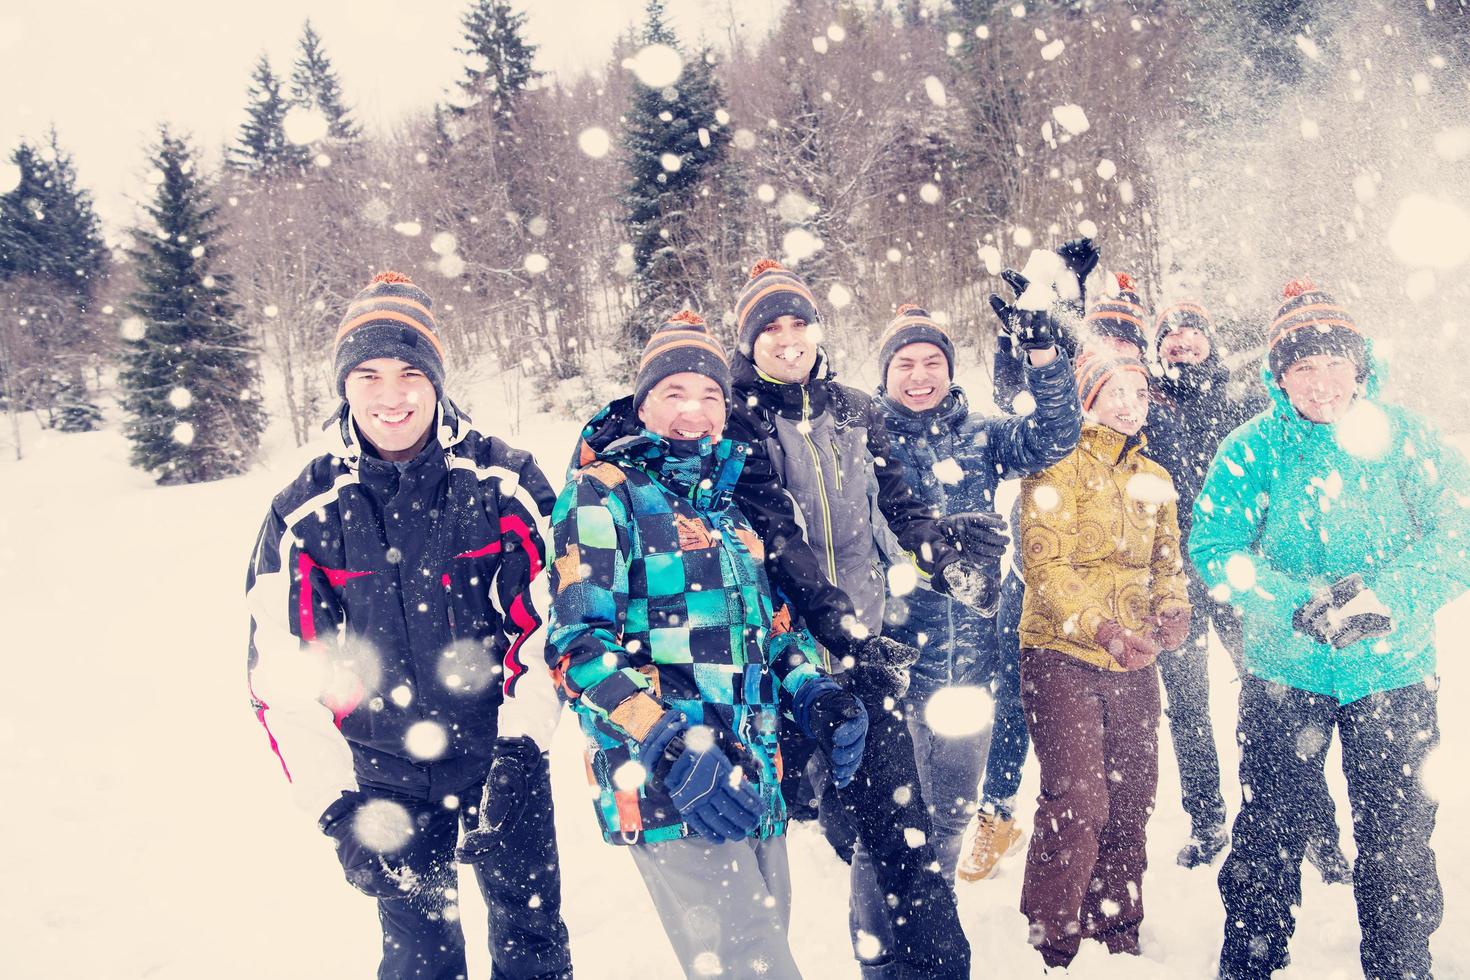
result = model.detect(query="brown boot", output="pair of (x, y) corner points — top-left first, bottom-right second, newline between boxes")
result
(958, 810), (1026, 881)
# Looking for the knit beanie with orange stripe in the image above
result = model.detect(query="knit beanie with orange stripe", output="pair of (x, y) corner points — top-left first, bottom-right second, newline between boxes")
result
(1085, 272), (1149, 354)
(1154, 300), (1215, 343)
(1075, 349), (1150, 413)
(334, 272), (446, 398)
(634, 310), (731, 408)
(1267, 279), (1365, 381)
(733, 259), (820, 357)
(879, 304), (954, 379)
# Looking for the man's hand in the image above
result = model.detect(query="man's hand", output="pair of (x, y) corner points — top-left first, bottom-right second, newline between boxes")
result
(939, 511), (1009, 563)
(320, 792), (417, 899)
(457, 736), (542, 863)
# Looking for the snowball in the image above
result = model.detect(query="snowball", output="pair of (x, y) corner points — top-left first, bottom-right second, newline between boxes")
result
(977, 244), (1002, 275)
(1224, 554), (1257, 591)
(660, 152), (682, 172)
(1434, 127), (1470, 162)
(261, 304), (279, 318)
(283, 106), (329, 145)
(684, 724), (716, 753)
(628, 44), (683, 88)
(827, 283), (853, 309)
(924, 685), (993, 738)
(855, 932), (883, 960)
(932, 458), (965, 485)
(1100, 898), (1121, 918)
(523, 253), (550, 274)
(1015, 248), (1069, 310)
(892, 784), (912, 806)
(393, 221), (423, 238)
(1012, 390), (1037, 416)
(390, 684), (413, 707)
(697, 127), (710, 148)
(1051, 104), (1090, 135)
(1387, 194), (1470, 270)
(919, 183), (941, 204)
(1294, 34), (1321, 61)
(692, 952), (723, 977)
(1011, 226), (1034, 248)
(1412, 72), (1432, 95)
(756, 183), (776, 204)
(904, 827), (928, 849)
(975, 25), (990, 39)
(405, 720), (448, 760)
(1118, 179), (1135, 205)
(946, 31), (963, 49)
(827, 24), (847, 42)
(0, 161), (19, 194)
(887, 563), (919, 598)
(431, 232), (458, 256)
(438, 253), (465, 278)
(1041, 39), (1065, 61)
(167, 387), (193, 410)
(314, 153), (331, 168)
(171, 421), (195, 446)
(885, 247), (903, 263)
(1031, 484), (1061, 512)
(782, 228), (823, 263)
(923, 76), (948, 108)
(1300, 118), (1321, 140)
(612, 761), (648, 792)
(777, 191), (813, 223)
(812, 35), (829, 54)
(1335, 400), (1392, 460)
(733, 128), (757, 151)
(1078, 218), (1098, 238)
(190, 245), (205, 258)
(1125, 472), (1177, 505)
(353, 799), (414, 853)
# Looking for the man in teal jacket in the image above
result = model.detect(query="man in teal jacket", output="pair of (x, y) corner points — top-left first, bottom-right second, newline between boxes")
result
(1190, 280), (1470, 979)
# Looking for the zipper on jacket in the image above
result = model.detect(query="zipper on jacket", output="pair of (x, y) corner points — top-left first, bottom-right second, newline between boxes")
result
(441, 573), (457, 634)
(799, 387), (839, 582)
(831, 437), (843, 492)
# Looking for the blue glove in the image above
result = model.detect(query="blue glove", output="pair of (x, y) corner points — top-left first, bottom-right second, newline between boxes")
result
(641, 711), (764, 843)
(319, 792), (415, 899)
(793, 680), (869, 788)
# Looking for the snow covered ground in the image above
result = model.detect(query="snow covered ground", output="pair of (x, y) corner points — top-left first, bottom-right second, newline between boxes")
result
(2, 394), (1466, 979)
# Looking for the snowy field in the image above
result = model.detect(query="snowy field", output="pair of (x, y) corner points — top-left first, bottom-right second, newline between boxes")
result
(2, 393), (1467, 980)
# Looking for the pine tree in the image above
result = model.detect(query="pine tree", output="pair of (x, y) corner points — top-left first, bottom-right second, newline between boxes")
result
(0, 133), (106, 302)
(289, 20), (361, 145)
(622, 2), (738, 346)
(231, 55), (309, 176)
(451, 0), (542, 131)
(121, 128), (265, 483)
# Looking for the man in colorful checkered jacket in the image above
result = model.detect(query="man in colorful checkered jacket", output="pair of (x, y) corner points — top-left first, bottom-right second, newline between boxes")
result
(547, 312), (869, 979)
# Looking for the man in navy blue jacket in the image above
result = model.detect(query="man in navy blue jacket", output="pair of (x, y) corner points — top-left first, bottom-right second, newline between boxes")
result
(876, 304), (1080, 888)
(246, 272), (572, 980)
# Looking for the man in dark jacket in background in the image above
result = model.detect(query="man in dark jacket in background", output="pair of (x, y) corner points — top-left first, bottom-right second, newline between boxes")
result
(1144, 300), (1348, 877)
(874, 303), (1080, 886)
(246, 272), (571, 980)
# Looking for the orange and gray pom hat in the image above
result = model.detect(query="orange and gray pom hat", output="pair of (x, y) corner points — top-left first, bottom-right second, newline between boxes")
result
(333, 271), (446, 397)
(733, 259), (820, 356)
(634, 310), (731, 407)
(1267, 278), (1365, 380)
(1074, 348), (1150, 412)
(1085, 271), (1150, 353)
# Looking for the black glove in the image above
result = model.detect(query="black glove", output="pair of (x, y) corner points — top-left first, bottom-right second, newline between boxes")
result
(845, 634), (922, 701)
(939, 511), (1009, 562)
(1292, 574), (1394, 649)
(457, 736), (542, 863)
(935, 558), (1000, 618)
(1056, 236), (1100, 306)
(320, 792), (416, 899)
(989, 268), (1067, 353)
(802, 688), (868, 788)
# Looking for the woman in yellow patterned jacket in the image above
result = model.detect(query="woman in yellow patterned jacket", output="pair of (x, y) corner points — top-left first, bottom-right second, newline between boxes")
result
(1013, 348), (1191, 969)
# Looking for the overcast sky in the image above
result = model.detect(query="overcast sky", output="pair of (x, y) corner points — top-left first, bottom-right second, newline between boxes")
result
(0, 0), (782, 232)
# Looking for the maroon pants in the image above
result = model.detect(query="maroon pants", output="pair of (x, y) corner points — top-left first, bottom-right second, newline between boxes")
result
(1018, 647), (1160, 967)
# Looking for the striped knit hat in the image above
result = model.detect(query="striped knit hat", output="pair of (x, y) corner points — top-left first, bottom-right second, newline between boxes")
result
(1075, 348), (1150, 413)
(334, 272), (446, 397)
(635, 310), (731, 408)
(733, 259), (820, 356)
(1085, 272), (1149, 354)
(1267, 279), (1365, 381)
(879, 304), (954, 380)
(1154, 300), (1215, 341)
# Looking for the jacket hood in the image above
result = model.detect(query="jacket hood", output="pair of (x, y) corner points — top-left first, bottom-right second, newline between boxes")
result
(323, 398), (470, 470)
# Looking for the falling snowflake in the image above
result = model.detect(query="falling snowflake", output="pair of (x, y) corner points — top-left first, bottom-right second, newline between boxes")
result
(283, 106), (330, 145)
(923, 76), (948, 108)
(405, 720), (448, 760)
(171, 422), (195, 446)
(577, 127), (611, 158)
(431, 232), (459, 256)
(924, 685), (993, 738)
(627, 44), (683, 88)
(393, 221), (423, 238)
(1051, 104), (1090, 135)
(523, 253), (550, 274)
(168, 387), (193, 410)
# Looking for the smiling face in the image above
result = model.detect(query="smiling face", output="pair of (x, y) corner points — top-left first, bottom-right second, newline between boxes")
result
(637, 372), (727, 442)
(1278, 353), (1359, 423)
(885, 341), (950, 412)
(752, 315), (819, 383)
(344, 357), (437, 461)
(1159, 326), (1211, 365)
(1090, 370), (1150, 435)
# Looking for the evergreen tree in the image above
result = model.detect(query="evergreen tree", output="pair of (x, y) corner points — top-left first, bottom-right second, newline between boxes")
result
(231, 55), (309, 176)
(289, 20), (361, 145)
(451, 0), (541, 132)
(0, 132), (106, 303)
(622, 2), (738, 346)
(121, 128), (265, 483)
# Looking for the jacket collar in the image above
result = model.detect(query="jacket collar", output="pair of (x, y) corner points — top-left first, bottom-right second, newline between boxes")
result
(324, 399), (469, 471)
(732, 349), (834, 420)
(574, 397), (748, 511)
(1078, 420), (1146, 464)
(876, 385), (969, 435)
